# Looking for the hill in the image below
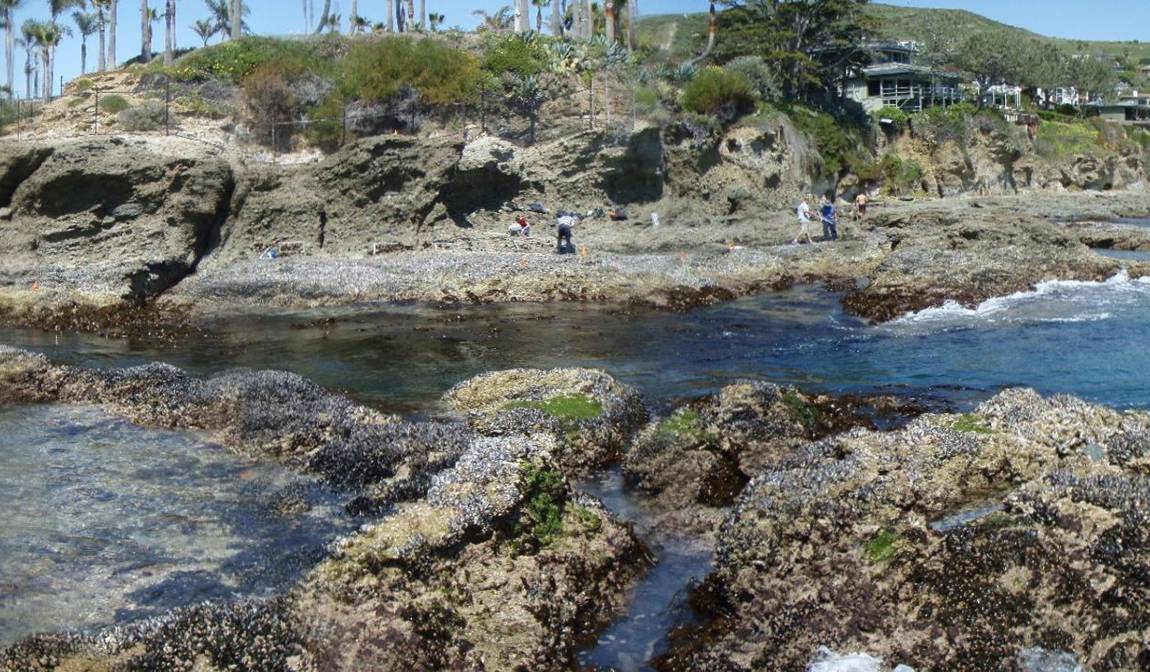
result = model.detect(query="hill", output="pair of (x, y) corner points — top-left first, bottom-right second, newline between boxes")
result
(639, 4), (1150, 65)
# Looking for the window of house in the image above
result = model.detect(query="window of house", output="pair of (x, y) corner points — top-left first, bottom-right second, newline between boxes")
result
(868, 80), (881, 97)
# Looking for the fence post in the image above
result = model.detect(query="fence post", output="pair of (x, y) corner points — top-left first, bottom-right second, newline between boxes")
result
(164, 79), (171, 136)
(341, 106), (347, 146)
(271, 114), (278, 164)
(93, 89), (99, 134)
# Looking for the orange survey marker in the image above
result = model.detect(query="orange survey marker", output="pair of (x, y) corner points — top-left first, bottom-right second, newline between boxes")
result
(580, 246), (588, 257)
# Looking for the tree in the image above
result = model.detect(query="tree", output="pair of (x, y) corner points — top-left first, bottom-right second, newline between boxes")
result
(191, 17), (212, 44)
(163, 0), (174, 65)
(72, 11), (95, 73)
(428, 11), (444, 32)
(312, 0), (329, 33)
(419, 0), (425, 31)
(713, 0), (873, 101)
(550, 0), (561, 36)
(92, 0), (108, 70)
(347, 0), (356, 33)
(47, 0), (82, 99)
(139, 0), (153, 62)
(473, 6), (513, 32)
(513, 0), (527, 33)
(530, 0), (547, 33)
(508, 73), (551, 144)
(205, 0), (243, 36)
(956, 31), (1024, 93)
(228, 0), (239, 39)
(25, 20), (65, 100)
(1, 0), (24, 99)
(20, 18), (34, 97)
(107, 0), (115, 67)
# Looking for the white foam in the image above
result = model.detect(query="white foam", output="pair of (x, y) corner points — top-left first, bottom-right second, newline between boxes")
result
(807, 647), (916, 672)
(887, 271), (1150, 329)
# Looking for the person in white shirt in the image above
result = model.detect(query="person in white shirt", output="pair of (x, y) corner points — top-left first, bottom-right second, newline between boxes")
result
(793, 194), (815, 245)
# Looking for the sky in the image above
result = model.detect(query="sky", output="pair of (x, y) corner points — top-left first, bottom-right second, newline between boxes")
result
(3, 0), (1148, 99)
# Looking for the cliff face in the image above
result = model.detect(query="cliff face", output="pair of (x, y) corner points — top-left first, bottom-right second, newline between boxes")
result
(875, 115), (1148, 199)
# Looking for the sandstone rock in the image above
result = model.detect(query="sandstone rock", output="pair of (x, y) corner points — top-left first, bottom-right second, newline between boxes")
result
(0, 138), (234, 302)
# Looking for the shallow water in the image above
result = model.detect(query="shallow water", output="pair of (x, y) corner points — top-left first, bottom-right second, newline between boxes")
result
(576, 470), (713, 672)
(0, 404), (351, 646)
(4, 276), (1150, 660)
(5, 277), (1150, 412)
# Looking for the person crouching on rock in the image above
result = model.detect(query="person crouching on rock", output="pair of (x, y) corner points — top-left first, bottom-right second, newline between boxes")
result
(509, 214), (531, 237)
(792, 194), (814, 246)
(556, 212), (577, 254)
(820, 195), (838, 242)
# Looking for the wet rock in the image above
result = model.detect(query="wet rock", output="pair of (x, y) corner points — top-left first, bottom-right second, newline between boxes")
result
(444, 368), (649, 473)
(297, 434), (645, 671)
(659, 389), (1150, 671)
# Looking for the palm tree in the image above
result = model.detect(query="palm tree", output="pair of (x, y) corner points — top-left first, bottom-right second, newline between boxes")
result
(228, 0), (239, 39)
(162, 0), (174, 64)
(427, 11), (443, 32)
(418, 0), (424, 31)
(139, 1), (155, 62)
(19, 20), (34, 97)
(191, 17), (211, 45)
(46, 0), (81, 100)
(351, 13), (367, 34)
(206, 0), (243, 36)
(347, 0), (356, 33)
(406, 0), (414, 32)
(107, 0), (115, 67)
(72, 11), (95, 73)
(91, 0), (108, 70)
(530, 0), (547, 33)
(1, 0), (24, 100)
(384, 0), (392, 32)
(473, 6), (512, 33)
(625, 0), (635, 49)
(312, 0), (329, 34)
(550, 0), (560, 36)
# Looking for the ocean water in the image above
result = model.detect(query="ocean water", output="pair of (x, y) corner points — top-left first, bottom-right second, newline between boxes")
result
(3, 272), (1150, 663)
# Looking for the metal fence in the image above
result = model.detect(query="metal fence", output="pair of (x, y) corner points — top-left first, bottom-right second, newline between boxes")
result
(2, 76), (644, 165)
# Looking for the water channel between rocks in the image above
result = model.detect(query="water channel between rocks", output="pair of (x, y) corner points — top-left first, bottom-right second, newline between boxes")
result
(3, 278), (1150, 662)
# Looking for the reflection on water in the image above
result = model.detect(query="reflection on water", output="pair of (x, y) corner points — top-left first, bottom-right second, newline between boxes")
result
(4, 281), (1149, 413)
(0, 404), (351, 646)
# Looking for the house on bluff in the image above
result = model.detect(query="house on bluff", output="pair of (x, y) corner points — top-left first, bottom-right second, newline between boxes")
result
(838, 41), (963, 113)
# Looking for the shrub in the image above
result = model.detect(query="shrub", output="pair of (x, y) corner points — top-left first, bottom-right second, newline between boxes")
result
(244, 63), (297, 124)
(99, 94), (132, 114)
(74, 78), (94, 92)
(169, 35), (338, 84)
(873, 105), (909, 133)
(340, 37), (482, 107)
(911, 102), (977, 147)
(786, 105), (871, 176)
(513, 463), (568, 552)
(1034, 120), (1101, 159)
(117, 101), (167, 131)
(874, 154), (924, 195)
(681, 67), (757, 120)
(481, 33), (547, 78)
(724, 56), (780, 101)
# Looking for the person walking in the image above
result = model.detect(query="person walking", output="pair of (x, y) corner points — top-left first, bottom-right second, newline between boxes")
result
(820, 196), (838, 242)
(792, 195), (814, 245)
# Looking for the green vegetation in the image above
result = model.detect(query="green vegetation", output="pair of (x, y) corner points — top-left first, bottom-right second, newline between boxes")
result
(873, 106), (909, 133)
(514, 463), (568, 551)
(73, 78), (94, 92)
(340, 38), (482, 106)
(165, 36), (338, 84)
(864, 529), (900, 563)
(681, 67), (757, 119)
(782, 104), (872, 176)
(503, 393), (604, 422)
(862, 154), (924, 195)
(951, 413), (994, 434)
(98, 94), (132, 114)
(654, 409), (718, 446)
(574, 505), (603, 535)
(781, 390), (821, 427)
(1035, 120), (1103, 159)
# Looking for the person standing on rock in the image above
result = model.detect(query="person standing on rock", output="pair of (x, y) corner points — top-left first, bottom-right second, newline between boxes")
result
(854, 192), (868, 221)
(793, 195), (814, 246)
(820, 196), (838, 242)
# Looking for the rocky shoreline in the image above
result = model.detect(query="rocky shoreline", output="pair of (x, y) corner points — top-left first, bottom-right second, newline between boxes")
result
(2, 135), (1150, 336)
(5, 344), (1150, 670)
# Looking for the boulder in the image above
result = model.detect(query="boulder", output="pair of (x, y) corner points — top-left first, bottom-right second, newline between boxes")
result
(660, 389), (1150, 671)
(444, 367), (649, 473)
